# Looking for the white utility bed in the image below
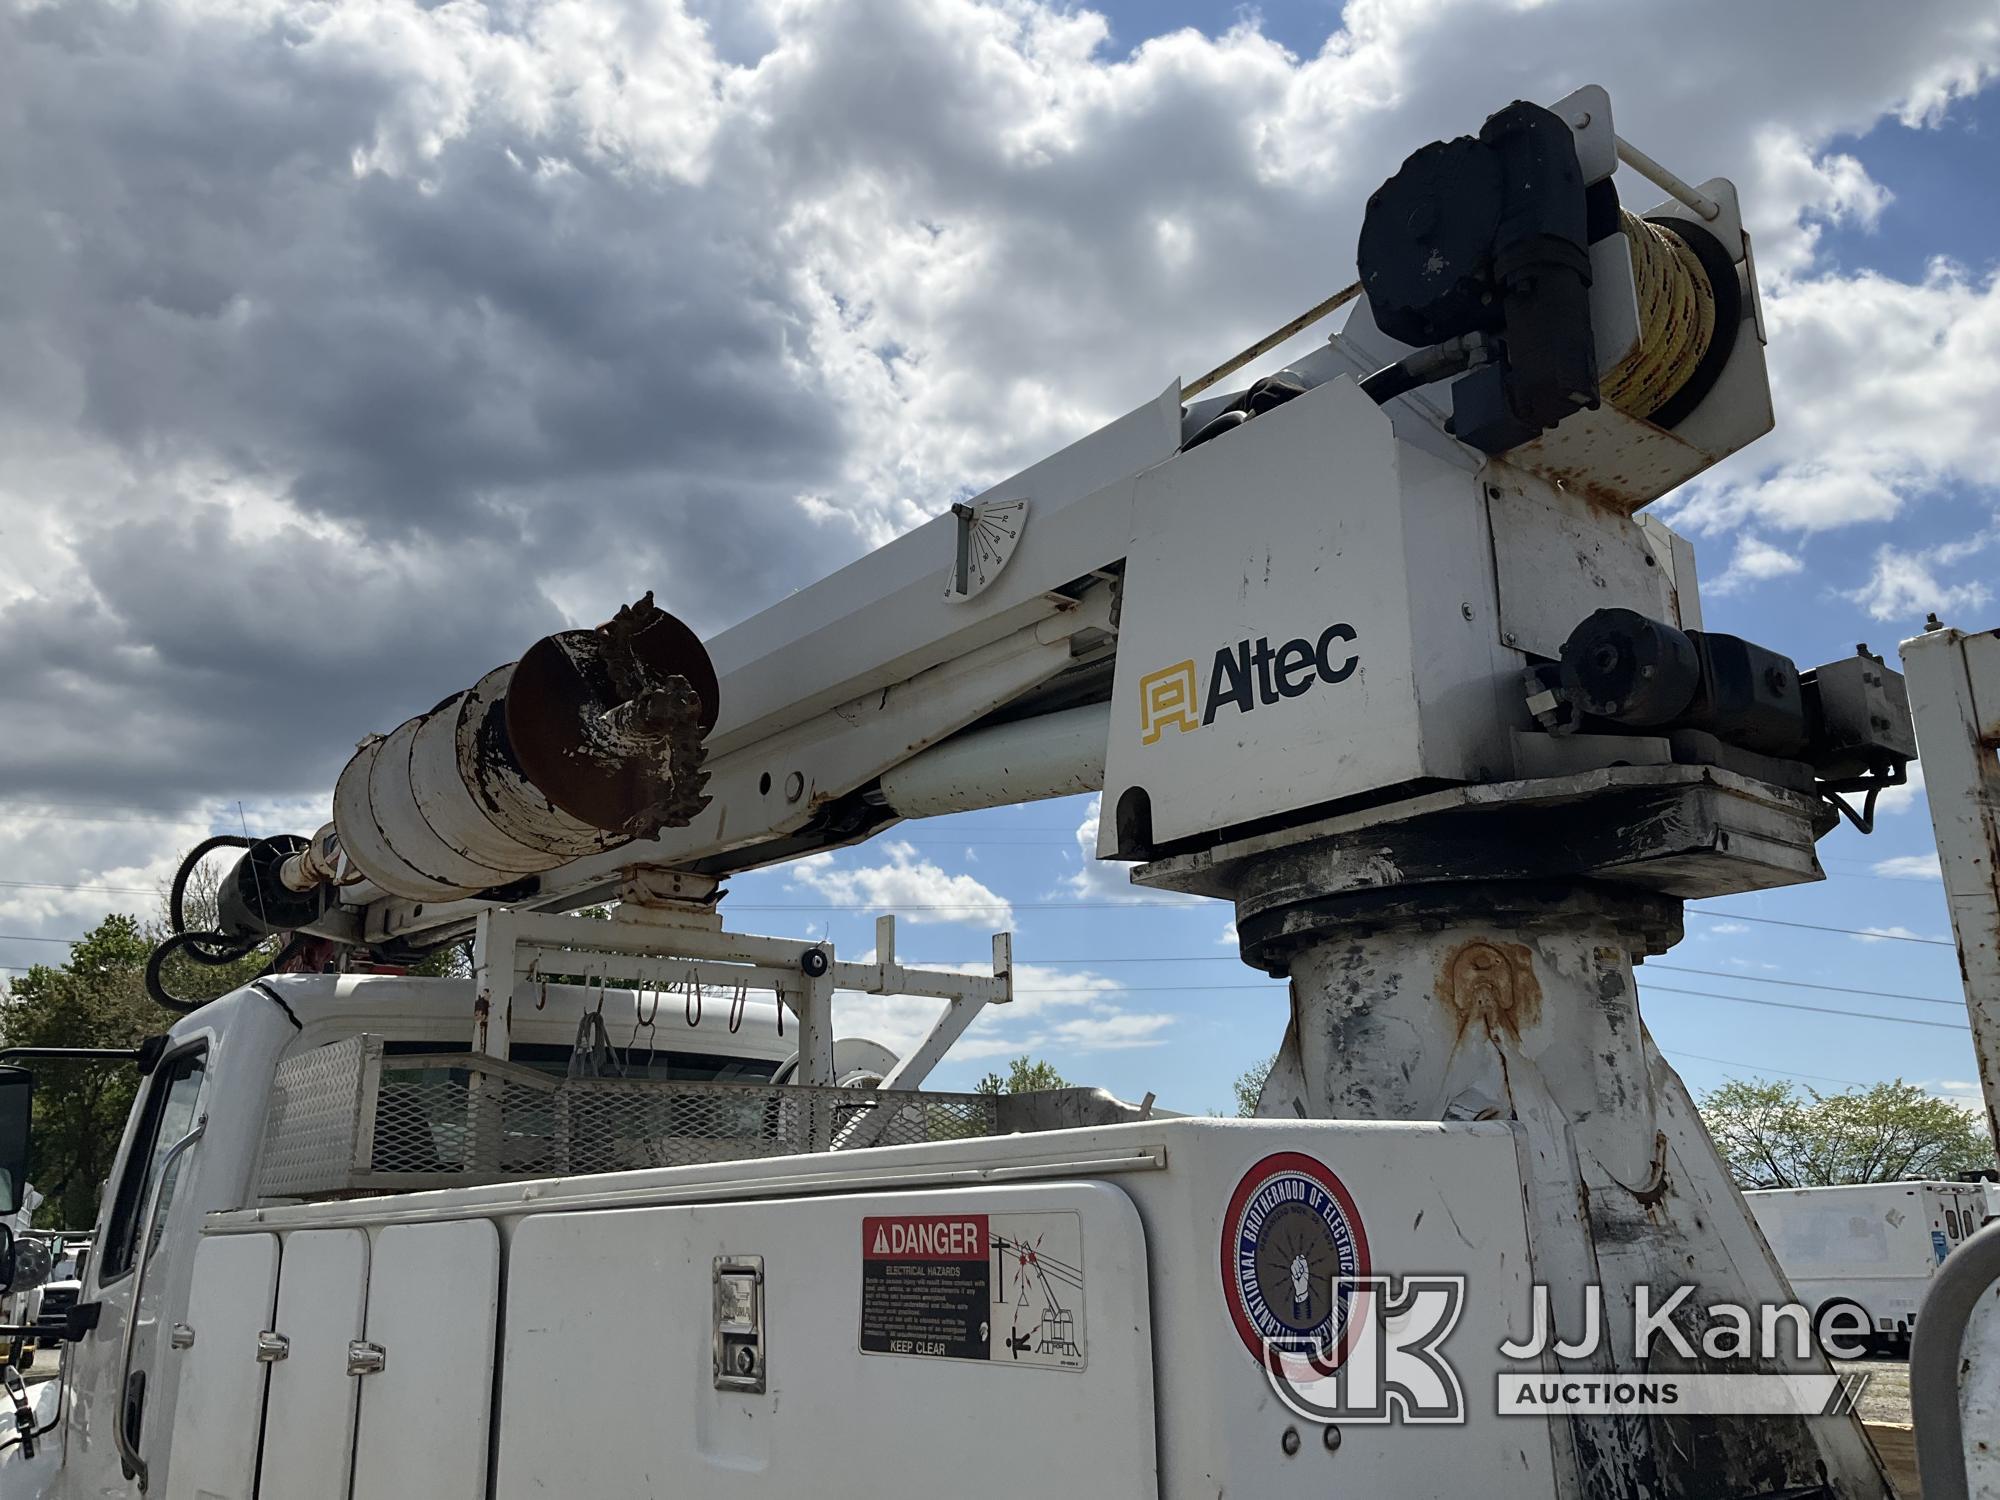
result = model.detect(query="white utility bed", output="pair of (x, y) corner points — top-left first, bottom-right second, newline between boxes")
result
(177, 1117), (1549, 1499)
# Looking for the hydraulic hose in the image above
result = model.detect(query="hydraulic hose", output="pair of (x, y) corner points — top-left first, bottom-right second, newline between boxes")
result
(145, 835), (269, 1012)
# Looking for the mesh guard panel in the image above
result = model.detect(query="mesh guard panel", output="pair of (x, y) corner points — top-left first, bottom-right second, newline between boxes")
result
(256, 1037), (1000, 1199)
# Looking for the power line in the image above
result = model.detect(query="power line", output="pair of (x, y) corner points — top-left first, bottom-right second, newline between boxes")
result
(0, 878), (156, 897)
(1657, 1047), (1873, 1089)
(1640, 982), (1969, 1033)
(996, 978), (1963, 1033)
(1647, 963), (1962, 1008)
(902, 953), (1966, 1012)
(1689, 909), (1951, 946)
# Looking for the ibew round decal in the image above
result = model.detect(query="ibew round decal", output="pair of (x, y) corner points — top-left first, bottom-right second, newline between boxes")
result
(1221, 1152), (1371, 1368)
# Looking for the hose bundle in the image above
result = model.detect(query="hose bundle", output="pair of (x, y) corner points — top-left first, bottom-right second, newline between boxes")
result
(145, 834), (306, 1012)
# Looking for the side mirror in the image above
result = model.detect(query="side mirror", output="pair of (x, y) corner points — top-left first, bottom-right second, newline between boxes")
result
(0, 1223), (14, 1297)
(0, 1066), (30, 1216)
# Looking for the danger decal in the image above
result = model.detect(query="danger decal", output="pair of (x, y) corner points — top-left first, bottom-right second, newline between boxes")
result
(1221, 1152), (1371, 1370)
(860, 1211), (1085, 1371)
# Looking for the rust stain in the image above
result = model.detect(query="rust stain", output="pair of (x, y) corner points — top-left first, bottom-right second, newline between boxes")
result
(1436, 938), (1542, 1043)
(1537, 463), (1650, 519)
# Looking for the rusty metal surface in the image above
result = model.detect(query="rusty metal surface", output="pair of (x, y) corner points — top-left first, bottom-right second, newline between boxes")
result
(366, 713), (500, 893)
(333, 665), (620, 900)
(333, 735), (469, 902)
(1487, 477), (1692, 658)
(1265, 911), (1893, 1500)
(507, 593), (716, 837)
(1437, 938), (1542, 1043)
(407, 685), (550, 876)
(457, 664), (608, 860)
(1903, 624), (2000, 1156)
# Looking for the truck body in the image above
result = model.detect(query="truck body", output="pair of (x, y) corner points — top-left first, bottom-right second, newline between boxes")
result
(1746, 1180), (1992, 1347)
(7, 972), (1558, 1500)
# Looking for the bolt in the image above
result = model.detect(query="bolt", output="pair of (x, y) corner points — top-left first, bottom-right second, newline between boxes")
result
(1503, 632), (1518, 647)
(735, 1345), (757, 1375)
(1461, 602), (1474, 621)
(1281, 1427), (1302, 1457)
(1570, 110), (1592, 129)
(784, 770), (805, 803)
(1486, 484), (1502, 501)
(1323, 1424), (1343, 1453)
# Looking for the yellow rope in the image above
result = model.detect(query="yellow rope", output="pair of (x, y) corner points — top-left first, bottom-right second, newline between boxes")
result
(1602, 209), (1714, 423)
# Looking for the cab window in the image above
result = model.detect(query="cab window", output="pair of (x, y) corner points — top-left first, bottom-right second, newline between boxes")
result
(98, 1049), (207, 1282)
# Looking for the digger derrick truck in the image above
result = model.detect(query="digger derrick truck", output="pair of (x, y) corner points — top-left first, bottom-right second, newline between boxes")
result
(0, 87), (1951, 1499)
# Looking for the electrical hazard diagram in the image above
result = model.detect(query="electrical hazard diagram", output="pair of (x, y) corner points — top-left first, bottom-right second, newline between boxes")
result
(859, 1211), (1085, 1371)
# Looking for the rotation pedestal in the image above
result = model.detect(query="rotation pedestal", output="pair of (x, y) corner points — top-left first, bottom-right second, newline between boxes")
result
(1137, 766), (1891, 1500)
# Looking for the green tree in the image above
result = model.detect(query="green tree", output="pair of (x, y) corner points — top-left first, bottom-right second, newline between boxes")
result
(1233, 1053), (1276, 1118)
(1701, 1077), (1995, 1189)
(975, 1055), (1069, 1095)
(0, 915), (180, 1228)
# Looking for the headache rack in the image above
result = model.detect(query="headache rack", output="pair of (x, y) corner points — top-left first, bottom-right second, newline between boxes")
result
(254, 1035), (1016, 1198)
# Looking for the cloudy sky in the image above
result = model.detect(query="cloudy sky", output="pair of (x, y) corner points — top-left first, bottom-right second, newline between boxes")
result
(2, 0), (1996, 1110)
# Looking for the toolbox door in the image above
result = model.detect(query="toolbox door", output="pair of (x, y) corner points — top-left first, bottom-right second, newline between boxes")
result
(494, 1179), (1156, 1499)
(163, 1232), (280, 1500)
(258, 1228), (370, 1500)
(348, 1219), (499, 1500)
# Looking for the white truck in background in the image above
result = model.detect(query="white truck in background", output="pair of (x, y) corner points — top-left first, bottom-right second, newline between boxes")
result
(1746, 1180), (1992, 1352)
(2, 1235), (84, 1371)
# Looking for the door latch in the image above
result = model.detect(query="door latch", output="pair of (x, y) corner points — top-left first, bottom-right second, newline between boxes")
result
(169, 1323), (196, 1350)
(713, 1256), (766, 1393)
(255, 1331), (289, 1363)
(346, 1340), (386, 1376)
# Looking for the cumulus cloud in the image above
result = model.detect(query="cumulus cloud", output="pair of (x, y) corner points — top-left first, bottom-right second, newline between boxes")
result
(1876, 761), (1927, 816)
(789, 841), (1014, 927)
(1707, 533), (1805, 596)
(1851, 924), (1939, 943)
(1059, 795), (1202, 905)
(3, 0), (1999, 960)
(1872, 852), (1943, 880)
(832, 957), (1167, 1060)
(1843, 530), (1998, 622)
(1670, 268), (2000, 537)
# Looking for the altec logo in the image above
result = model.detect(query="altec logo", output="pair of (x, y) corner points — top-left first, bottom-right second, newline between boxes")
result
(1140, 623), (1360, 745)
